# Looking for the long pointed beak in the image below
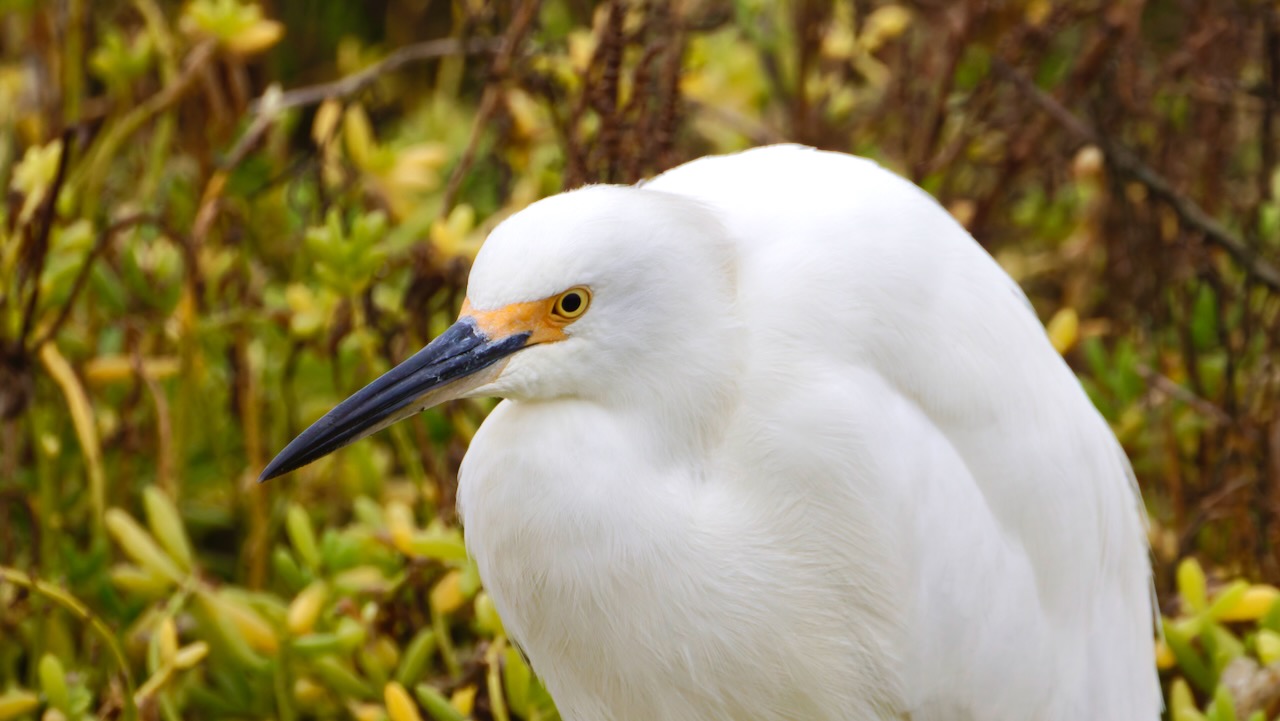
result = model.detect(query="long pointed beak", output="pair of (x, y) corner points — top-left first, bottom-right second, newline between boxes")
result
(259, 318), (528, 482)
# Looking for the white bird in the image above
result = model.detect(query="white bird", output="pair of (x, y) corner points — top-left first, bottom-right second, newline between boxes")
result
(262, 145), (1159, 721)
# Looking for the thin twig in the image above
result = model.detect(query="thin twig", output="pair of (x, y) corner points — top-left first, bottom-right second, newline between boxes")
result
(994, 59), (1280, 292)
(1182, 475), (1253, 533)
(77, 40), (218, 207)
(220, 95), (278, 170)
(224, 37), (501, 172)
(439, 0), (540, 216)
(247, 37), (502, 114)
(133, 346), (174, 497)
(18, 127), (75, 348)
(0, 567), (139, 720)
(1137, 364), (1231, 425)
(687, 99), (788, 145)
(29, 213), (162, 351)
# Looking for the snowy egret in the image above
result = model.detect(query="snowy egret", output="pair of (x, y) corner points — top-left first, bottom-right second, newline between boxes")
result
(262, 145), (1159, 720)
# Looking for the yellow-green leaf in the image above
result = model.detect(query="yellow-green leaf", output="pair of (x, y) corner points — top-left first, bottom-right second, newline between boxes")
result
(0, 690), (40, 721)
(105, 509), (185, 584)
(385, 681), (423, 721)
(287, 504), (321, 571)
(1178, 558), (1208, 613)
(1046, 307), (1080, 354)
(413, 684), (464, 721)
(38, 655), (69, 713)
(143, 486), (194, 572)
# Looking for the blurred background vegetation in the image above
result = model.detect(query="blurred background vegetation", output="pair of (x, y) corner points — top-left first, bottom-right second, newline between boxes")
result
(2, 0), (1280, 719)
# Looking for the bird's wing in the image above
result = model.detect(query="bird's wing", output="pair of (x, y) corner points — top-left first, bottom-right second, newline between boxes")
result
(645, 145), (1158, 718)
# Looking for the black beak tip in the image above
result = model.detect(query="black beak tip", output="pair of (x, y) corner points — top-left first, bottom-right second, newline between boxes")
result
(258, 457), (290, 483)
(255, 320), (529, 486)
(259, 434), (318, 482)
(258, 429), (325, 482)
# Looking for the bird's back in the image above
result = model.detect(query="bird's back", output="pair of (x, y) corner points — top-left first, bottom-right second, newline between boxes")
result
(645, 145), (1159, 718)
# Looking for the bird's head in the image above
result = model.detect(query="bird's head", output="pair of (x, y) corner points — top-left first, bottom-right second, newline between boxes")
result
(260, 185), (738, 481)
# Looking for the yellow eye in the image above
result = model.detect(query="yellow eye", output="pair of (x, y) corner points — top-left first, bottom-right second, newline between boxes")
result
(552, 287), (591, 320)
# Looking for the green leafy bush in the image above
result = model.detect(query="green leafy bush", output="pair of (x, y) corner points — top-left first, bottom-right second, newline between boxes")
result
(2, 1), (1278, 719)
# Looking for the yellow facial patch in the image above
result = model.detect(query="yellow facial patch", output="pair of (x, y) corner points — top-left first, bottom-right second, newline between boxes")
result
(461, 290), (586, 345)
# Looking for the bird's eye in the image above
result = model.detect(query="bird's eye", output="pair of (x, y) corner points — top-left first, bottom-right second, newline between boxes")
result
(552, 287), (590, 320)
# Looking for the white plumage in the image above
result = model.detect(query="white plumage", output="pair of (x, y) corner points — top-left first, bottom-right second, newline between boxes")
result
(459, 146), (1157, 720)
(264, 145), (1159, 720)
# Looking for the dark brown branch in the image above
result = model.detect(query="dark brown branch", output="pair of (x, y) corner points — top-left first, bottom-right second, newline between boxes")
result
(994, 59), (1280, 292)
(17, 127), (75, 348)
(221, 100), (279, 170)
(29, 213), (162, 351)
(439, 0), (540, 216)
(685, 100), (788, 145)
(225, 37), (501, 173)
(1137, 364), (1231, 425)
(1258, 11), (1280, 240)
(247, 37), (503, 114)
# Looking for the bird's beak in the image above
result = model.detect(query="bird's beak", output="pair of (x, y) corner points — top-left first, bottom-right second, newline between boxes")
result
(258, 317), (529, 482)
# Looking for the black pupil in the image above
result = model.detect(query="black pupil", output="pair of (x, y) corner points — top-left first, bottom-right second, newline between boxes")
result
(560, 293), (582, 314)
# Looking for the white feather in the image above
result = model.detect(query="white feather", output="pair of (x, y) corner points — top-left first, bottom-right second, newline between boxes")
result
(458, 145), (1158, 721)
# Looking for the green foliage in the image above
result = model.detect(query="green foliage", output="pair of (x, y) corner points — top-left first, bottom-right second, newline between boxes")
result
(90, 29), (155, 95)
(1161, 559), (1280, 720)
(18, 485), (551, 721)
(1, 0), (1278, 719)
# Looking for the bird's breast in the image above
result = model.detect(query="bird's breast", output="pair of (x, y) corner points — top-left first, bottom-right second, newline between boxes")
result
(456, 399), (902, 721)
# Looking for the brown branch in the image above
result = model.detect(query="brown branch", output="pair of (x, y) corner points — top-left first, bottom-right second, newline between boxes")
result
(591, 0), (626, 183)
(1137, 364), (1231, 425)
(685, 100), (788, 145)
(221, 95), (279, 171)
(994, 59), (1280, 292)
(1257, 11), (1280, 240)
(133, 346), (174, 497)
(77, 40), (219, 204)
(912, 8), (969, 182)
(247, 37), (503, 114)
(225, 37), (501, 173)
(29, 213), (163, 351)
(17, 126), (74, 348)
(439, 0), (540, 216)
